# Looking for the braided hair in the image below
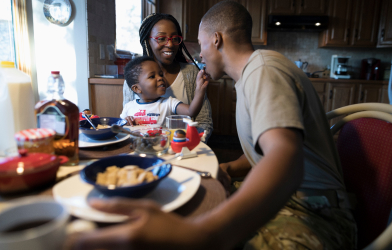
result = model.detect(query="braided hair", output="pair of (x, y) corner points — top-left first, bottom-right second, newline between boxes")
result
(139, 13), (200, 70)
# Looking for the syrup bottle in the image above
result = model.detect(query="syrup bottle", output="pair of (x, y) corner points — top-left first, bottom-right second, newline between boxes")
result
(35, 71), (79, 165)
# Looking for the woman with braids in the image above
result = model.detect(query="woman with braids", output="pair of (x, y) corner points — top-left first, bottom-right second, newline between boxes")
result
(122, 13), (213, 140)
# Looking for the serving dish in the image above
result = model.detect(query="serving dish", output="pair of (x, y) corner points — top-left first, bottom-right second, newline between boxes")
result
(79, 117), (127, 140)
(0, 150), (68, 194)
(129, 128), (171, 156)
(80, 155), (172, 198)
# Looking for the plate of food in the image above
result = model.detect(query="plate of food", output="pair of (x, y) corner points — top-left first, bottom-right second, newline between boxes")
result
(52, 166), (201, 223)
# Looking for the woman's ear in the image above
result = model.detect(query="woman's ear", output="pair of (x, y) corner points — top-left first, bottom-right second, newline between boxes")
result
(131, 85), (142, 94)
(214, 32), (223, 50)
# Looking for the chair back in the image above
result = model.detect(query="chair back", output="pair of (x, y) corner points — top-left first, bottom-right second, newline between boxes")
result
(336, 117), (392, 249)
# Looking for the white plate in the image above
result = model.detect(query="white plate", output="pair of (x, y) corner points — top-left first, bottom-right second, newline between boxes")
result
(78, 131), (130, 148)
(52, 166), (201, 223)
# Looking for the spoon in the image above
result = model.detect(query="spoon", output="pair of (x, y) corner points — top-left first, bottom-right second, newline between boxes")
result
(111, 124), (134, 134)
(83, 112), (97, 130)
(144, 155), (182, 172)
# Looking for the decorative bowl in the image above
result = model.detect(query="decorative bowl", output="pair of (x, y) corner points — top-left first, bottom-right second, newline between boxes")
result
(80, 155), (172, 198)
(79, 117), (127, 140)
(129, 128), (171, 156)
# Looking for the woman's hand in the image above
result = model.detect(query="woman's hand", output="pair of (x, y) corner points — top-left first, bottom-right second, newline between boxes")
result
(125, 116), (136, 126)
(63, 198), (208, 250)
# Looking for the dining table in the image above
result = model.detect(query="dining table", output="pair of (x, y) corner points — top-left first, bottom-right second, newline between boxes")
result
(0, 125), (227, 226)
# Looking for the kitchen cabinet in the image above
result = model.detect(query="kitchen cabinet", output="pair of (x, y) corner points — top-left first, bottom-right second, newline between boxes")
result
(325, 82), (357, 125)
(89, 78), (124, 118)
(158, 0), (267, 45)
(158, 0), (207, 43)
(356, 83), (383, 103)
(377, 0), (392, 47)
(206, 76), (237, 135)
(319, 0), (381, 47)
(268, 0), (327, 15)
(142, 0), (157, 19)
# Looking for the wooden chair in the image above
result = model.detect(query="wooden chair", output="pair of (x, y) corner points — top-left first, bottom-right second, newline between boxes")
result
(326, 103), (392, 250)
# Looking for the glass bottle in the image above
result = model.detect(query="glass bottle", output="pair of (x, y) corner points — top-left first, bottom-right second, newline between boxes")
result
(35, 71), (79, 165)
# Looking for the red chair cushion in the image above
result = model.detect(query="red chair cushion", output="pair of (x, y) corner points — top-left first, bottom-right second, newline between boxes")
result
(337, 118), (392, 249)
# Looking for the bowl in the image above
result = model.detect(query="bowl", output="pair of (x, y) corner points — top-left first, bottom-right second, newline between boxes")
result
(129, 128), (171, 156)
(79, 117), (127, 140)
(80, 155), (172, 198)
(0, 150), (68, 194)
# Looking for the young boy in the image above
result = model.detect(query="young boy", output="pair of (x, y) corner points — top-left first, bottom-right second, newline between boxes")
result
(120, 56), (209, 126)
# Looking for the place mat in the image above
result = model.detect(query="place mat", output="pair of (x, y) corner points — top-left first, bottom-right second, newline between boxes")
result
(79, 138), (133, 160)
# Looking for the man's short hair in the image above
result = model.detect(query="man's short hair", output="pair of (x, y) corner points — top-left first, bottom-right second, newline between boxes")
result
(124, 56), (155, 92)
(201, 0), (252, 44)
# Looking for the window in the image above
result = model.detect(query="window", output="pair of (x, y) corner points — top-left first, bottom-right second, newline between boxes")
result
(115, 0), (143, 55)
(0, 0), (16, 63)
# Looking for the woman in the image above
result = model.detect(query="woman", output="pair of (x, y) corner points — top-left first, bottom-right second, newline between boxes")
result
(123, 13), (213, 140)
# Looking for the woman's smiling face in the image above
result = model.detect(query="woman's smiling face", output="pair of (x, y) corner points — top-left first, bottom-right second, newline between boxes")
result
(149, 19), (180, 66)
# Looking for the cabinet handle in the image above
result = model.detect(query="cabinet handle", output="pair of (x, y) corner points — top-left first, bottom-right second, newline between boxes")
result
(381, 29), (385, 39)
(346, 28), (350, 38)
(329, 90), (333, 99)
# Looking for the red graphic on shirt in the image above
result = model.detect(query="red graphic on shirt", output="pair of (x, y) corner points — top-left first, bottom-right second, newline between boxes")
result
(133, 109), (160, 124)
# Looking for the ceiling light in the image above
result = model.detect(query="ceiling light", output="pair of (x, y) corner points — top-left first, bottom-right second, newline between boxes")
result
(315, 22), (321, 26)
(275, 22), (281, 26)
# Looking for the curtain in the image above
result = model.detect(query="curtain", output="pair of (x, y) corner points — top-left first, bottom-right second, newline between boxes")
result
(12, 0), (31, 78)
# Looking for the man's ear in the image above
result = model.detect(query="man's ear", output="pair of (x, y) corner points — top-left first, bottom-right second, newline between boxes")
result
(213, 32), (223, 50)
(131, 84), (141, 94)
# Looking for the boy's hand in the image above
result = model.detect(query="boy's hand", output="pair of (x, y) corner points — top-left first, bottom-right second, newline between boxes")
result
(125, 116), (136, 126)
(195, 67), (210, 92)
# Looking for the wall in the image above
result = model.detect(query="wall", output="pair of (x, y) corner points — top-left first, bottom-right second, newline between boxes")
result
(31, 0), (89, 110)
(185, 32), (392, 79)
(86, 0), (116, 78)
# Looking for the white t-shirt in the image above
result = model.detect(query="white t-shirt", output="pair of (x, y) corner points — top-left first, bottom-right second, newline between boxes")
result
(120, 97), (182, 126)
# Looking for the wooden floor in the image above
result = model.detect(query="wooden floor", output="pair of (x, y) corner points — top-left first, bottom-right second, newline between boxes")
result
(207, 134), (243, 164)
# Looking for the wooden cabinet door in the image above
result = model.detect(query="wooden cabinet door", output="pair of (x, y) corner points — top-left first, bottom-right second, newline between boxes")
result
(350, 0), (381, 47)
(311, 81), (327, 111)
(381, 85), (390, 104)
(268, 0), (296, 15)
(319, 0), (352, 47)
(377, 0), (392, 47)
(356, 84), (383, 103)
(326, 82), (356, 125)
(183, 0), (208, 42)
(238, 0), (267, 45)
(297, 0), (326, 15)
(142, 0), (157, 20)
(206, 76), (236, 135)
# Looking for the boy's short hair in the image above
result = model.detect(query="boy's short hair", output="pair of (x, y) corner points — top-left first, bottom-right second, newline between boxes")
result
(201, 0), (252, 44)
(124, 56), (155, 92)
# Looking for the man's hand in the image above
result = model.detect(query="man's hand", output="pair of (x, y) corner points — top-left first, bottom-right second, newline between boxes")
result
(124, 116), (136, 126)
(218, 163), (232, 197)
(64, 198), (208, 250)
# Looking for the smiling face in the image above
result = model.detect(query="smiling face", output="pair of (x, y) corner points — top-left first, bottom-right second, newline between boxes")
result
(198, 23), (224, 80)
(149, 19), (180, 66)
(132, 60), (167, 102)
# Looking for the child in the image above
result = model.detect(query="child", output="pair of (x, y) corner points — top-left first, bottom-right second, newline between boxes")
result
(120, 56), (209, 126)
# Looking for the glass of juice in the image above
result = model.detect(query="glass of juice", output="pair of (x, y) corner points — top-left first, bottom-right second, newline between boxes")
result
(165, 115), (191, 142)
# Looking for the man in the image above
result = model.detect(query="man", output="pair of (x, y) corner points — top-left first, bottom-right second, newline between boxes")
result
(66, 1), (356, 249)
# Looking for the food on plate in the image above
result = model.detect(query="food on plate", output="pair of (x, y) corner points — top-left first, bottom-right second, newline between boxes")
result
(96, 165), (158, 187)
(90, 124), (111, 130)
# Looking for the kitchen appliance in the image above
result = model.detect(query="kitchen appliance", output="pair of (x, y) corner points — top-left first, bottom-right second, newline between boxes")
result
(330, 55), (351, 79)
(360, 58), (381, 80)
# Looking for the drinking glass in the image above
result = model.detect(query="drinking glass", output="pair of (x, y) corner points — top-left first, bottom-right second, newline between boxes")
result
(165, 115), (191, 142)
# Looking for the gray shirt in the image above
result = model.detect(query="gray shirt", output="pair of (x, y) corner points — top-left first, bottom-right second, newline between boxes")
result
(123, 63), (213, 140)
(235, 50), (345, 191)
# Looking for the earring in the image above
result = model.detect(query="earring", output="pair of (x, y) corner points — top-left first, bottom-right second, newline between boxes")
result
(145, 41), (150, 56)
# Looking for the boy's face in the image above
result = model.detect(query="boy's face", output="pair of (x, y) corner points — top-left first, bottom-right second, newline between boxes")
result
(134, 60), (167, 101)
(198, 23), (224, 80)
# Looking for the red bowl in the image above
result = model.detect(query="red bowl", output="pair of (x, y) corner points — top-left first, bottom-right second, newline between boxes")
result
(0, 150), (68, 194)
